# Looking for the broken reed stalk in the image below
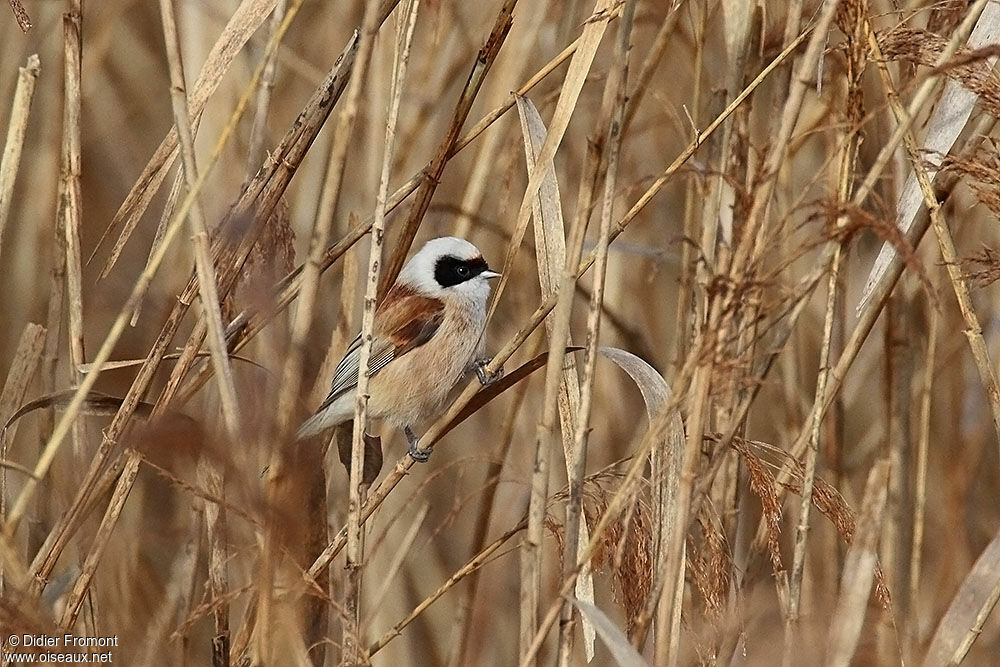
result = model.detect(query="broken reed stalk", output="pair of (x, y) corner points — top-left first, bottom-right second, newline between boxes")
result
(0, 54), (40, 255)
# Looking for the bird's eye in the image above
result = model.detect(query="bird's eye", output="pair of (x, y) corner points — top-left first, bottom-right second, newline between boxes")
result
(455, 265), (470, 278)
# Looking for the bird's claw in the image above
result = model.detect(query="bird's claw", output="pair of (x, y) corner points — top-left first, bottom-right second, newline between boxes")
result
(474, 358), (504, 387)
(405, 426), (432, 463)
(408, 440), (432, 463)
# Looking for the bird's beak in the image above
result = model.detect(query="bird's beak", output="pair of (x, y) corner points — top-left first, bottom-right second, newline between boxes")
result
(482, 269), (501, 280)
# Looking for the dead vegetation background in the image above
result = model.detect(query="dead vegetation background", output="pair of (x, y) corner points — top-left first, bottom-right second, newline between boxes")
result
(1, 0), (1000, 665)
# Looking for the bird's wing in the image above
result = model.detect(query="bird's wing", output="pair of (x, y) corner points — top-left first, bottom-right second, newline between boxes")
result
(314, 287), (445, 413)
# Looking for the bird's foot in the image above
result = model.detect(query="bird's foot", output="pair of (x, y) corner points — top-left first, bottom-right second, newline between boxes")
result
(405, 426), (432, 463)
(474, 357), (504, 387)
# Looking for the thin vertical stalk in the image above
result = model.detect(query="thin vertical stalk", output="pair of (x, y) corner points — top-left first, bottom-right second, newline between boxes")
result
(245, 0), (288, 177)
(344, 2), (418, 662)
(556, 1), (634, 664)
(908, 296), (938, 652)
(784, 7), (864, 654)
(59, 10), (86, 462)
(156, 10), (242, 657)
(0, 54), (40, 254)
(159, 0), (242, 437)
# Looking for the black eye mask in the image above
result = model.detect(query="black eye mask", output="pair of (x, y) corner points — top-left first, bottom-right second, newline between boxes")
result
(434, 255), (490, 287)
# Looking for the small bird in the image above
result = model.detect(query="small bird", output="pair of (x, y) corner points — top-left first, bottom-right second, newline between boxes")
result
(296, 236), (501, 461)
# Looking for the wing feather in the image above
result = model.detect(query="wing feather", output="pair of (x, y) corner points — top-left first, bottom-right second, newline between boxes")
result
(313, 287), (444, 415)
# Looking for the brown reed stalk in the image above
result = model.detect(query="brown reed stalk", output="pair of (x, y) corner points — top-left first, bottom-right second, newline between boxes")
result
(0, 54), (39, 255)
(344, 2), (418, 662)
(556, 1), (634, 663)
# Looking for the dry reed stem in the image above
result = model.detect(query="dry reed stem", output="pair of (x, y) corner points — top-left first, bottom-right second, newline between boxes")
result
(515, 94), (579, 662)
(908, 294), (938, 648)
(58, 12), (86, 466)
(784, 6), (865, 653)
(826, 460), (890, 666)
(343, 2), (418, 662)
(0, 54), (39, 255)
(557, 2), (634, 664)
(159, 0), (242, 437)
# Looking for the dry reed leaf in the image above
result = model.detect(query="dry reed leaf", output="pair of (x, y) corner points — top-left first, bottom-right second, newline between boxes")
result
(923, 525), (1000, 665)
(94, 0), (280, 275)
(515, 93), (595, 659)
(3, 390), (154, 431)
(859, 2), (1000, 313)
(502, 0), (616, 303)
(826, 459), (890, 667)
(571, 598), (647, 667)
(597, 347), (683, 647)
